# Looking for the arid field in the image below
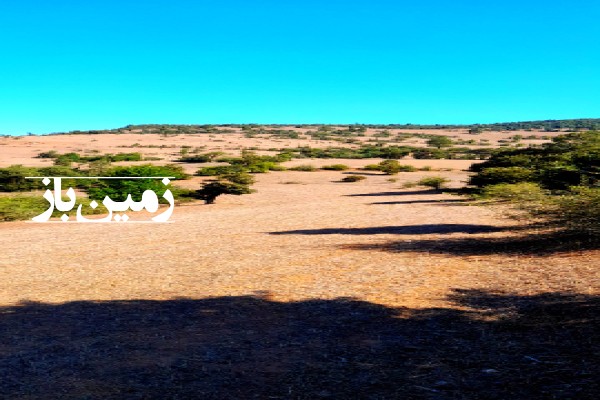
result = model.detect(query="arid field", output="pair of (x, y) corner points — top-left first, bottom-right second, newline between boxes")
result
(1, 128), (598, 399)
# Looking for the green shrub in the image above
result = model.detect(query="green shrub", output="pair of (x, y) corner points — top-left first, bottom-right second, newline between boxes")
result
(417, 176), (450, 190)
(178, 155), (212, 163)
(426, 136), (453, 149)
(469, 167), (535, 187)
(289, 165), (318, 172)
(469, 132), (600, 190)
(108, 152), (143, 162)
(0, 165), (42, 192)
(268, 164), (287, 171)
(480, 184), (600, 240)
(374, 160), (416, 174)
(196, 165), (245, 176)
(0, 195), (106, 221)
(479, 182), (547, 202)
(36, 150), (59, 159)
(86, 164), (189, 202)
(341, 175), (366, 182)
(194, 177), (255, 204)
(178, 152), (224, 163)
(0, 195), (50, 221)
(545, 187), (600, 237)
(321, 164), (350, 171)
(412, 149), (449, 159)
(219, 172), (256, 185)
(398, 164), (417, 172)
(247, 161), (280, 173)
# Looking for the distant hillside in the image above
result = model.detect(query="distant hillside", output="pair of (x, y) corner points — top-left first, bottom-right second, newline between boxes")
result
(45, 118), (600, 136)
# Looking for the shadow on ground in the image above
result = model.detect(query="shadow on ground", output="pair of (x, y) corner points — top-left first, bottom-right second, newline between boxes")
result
(342, 232), (600, 256)
(340, 171), (384, 176)
(1, 290), (598, 399)
(345, 189), (440, 197)
(269, 224), (505, 236)
(369, 199), (468, 205)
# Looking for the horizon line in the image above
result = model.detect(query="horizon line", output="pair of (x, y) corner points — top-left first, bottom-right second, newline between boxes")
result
(3, 117), (600, 136)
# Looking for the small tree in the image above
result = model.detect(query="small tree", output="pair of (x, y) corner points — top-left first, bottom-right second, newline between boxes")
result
(195, 172), (255, 204)
(378, 160), (402, 175)
(426, 136), (453, 149)
(418, 176), (450, 191)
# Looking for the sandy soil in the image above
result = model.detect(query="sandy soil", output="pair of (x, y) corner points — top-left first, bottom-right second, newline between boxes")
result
(1, 164), (597, 309)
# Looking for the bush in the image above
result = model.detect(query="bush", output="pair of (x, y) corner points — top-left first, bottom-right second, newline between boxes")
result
(341, 175), (366, 182)
(86, 164), (189, 202)
(0, 165), (42, 192)
(373, 160), (417, 175)
(0, 195), (51, 221)
(178, 155), (212, 163)
(53, 154), (78, 166)
(417, 176), (450, 191)
(194, 177), (255, 204)
(469, 167), (535, 187)
(479, 184), (600, 240)
(545, 187), (600, 237)
(109, 152), (143, 162)
(267, 164), (287, 171)
(469, 132), (600, 190)
(412, 149), (449, 159)
(36, 150), (59, 159)
(0, 165), (88, 192)
(426, 136), (453, 149)
(321, 164), (350, 171)
(219, 172), (256, 185)
(289, 165), (318, 172)
(197, 165), (245, 176)
(479, 182), (547, 202)
(247, 161), (280, 173)
(0, 195), (106, 221)
(379, 160), (402, 175)
(210, 151), (287, 173)
(178, 152), (224, 163)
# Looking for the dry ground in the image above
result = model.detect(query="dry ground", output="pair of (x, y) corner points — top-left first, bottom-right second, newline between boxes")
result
(0, 127), (561, 167)
(0, 133), (598, 399)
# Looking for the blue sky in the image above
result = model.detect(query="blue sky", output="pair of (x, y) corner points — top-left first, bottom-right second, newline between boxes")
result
(0, 0), (599, 134)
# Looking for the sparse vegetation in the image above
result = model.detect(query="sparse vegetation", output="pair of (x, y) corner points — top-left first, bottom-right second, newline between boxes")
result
(86, 165), (189, 202)
(0, 194), (107, 221)
(468, 131), (600, 242)
(417, 176), (450, 191)
(363, 160), (417, 174)
(289, 165), (318, 172)
(193, 172), (255, 204)
(426, 135), (453, 149)
(341, 175), (366, 182)
(321, 164), (350, 171)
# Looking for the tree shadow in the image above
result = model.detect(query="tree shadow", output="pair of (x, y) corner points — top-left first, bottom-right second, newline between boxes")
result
(0, 291), (597, 399)
(341, 171), (383, 176)
(269, 224), (505, 236)
(345, 189), (439, 197)
(370, 199), (468, 205)
(342, 232), (600, 256)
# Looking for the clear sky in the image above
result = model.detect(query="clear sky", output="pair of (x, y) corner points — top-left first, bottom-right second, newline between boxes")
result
(0, 0), (599, 135)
